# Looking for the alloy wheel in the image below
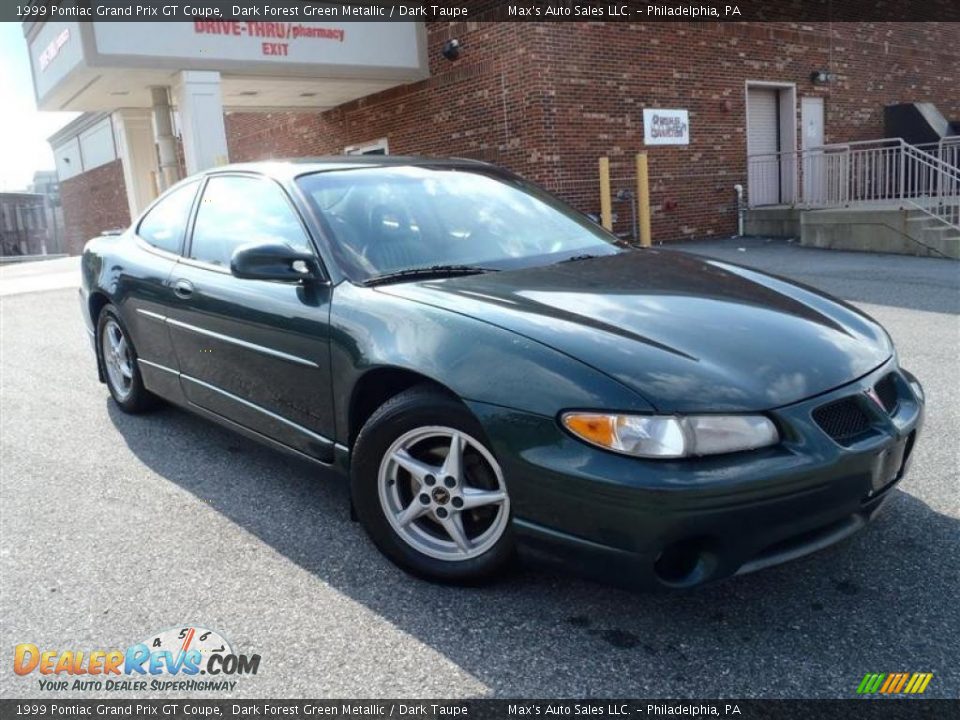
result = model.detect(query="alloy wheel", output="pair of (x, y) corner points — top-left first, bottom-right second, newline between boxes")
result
(101, 318), (134, 400)
(378, 426), (510, 561)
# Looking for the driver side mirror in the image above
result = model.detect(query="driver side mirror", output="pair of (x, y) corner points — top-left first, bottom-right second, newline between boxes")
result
(230, 242), (322, 283)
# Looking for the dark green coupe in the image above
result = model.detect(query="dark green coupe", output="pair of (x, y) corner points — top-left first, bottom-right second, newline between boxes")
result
(80, 158), (924, 589)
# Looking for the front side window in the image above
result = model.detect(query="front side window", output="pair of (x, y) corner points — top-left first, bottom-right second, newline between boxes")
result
(297, 166), (624, 282)
(189, 175), (312, 268)
(137, 181), (199, 254)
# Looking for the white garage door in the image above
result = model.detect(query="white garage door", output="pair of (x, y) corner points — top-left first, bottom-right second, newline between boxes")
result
(747, 88), (780, 206)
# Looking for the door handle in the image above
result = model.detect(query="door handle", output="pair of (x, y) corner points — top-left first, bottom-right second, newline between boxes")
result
(172, 279), (194, 299)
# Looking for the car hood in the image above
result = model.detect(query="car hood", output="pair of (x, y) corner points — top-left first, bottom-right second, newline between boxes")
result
(376, 250), (892, 412)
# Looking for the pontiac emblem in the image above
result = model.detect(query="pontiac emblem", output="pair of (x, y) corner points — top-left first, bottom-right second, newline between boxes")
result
(865, 387), (885, 410)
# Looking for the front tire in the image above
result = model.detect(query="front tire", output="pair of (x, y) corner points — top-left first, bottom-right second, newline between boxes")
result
(97, 304), (158, 414)
(351, 386), (515, 584)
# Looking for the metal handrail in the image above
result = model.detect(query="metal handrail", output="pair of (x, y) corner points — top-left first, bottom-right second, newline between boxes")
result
(746, 137), (959, 231)
(902, 144), (960, 230)
(914, 135), (960, 150)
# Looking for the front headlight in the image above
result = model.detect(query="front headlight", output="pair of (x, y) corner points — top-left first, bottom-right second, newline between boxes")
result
(561, 412), (779, 458)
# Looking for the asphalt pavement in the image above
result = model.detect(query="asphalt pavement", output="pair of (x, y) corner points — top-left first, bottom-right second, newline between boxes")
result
(1, 239), (957, 699)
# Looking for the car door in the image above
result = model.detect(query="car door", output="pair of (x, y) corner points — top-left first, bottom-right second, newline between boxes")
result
(125, 180), (202, 400)
(165, 173), (336, 462)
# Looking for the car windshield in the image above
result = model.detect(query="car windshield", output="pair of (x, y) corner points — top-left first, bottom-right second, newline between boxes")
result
(297, 165), (624, 282)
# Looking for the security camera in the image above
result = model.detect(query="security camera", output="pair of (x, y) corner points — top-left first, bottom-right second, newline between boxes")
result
(442, 39), (461, 61)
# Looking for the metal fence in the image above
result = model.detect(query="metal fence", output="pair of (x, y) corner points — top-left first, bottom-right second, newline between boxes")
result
(916, 136), (960, 170)
(747, 137), (960, 230)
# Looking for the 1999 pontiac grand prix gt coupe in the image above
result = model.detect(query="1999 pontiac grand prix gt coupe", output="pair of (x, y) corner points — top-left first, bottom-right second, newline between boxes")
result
(81, 158), (924, 589)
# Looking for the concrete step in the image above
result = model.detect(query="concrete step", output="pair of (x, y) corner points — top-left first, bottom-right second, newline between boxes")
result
(922, 231), (960, 245)
(747, 204), (959, 257)
(922, 242), (960, 259)
(906, 208), (960, 219)
(904, 210), (960, 234)
(799, 205), (960, 259)
(920, 227), (960, 259)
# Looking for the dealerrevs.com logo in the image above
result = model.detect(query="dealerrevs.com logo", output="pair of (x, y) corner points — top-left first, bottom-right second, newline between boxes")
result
(14, 626), (260, 692)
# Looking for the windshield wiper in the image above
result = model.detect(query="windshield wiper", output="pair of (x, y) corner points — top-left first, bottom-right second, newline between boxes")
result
(556, 253), (599, 264)
(363, 264), (498, 287)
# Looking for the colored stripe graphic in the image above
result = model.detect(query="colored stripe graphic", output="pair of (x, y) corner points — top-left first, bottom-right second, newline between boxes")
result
(908, 673), (933, 694)
(858, 673), (933, 694)
(856, 673), (885, 694)
(879, 674), (897, 693)
(881, 673), (908, 693)
(893, 673), (910, 693)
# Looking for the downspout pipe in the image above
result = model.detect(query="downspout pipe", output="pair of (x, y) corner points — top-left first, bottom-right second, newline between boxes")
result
(733, 184), (744, 237)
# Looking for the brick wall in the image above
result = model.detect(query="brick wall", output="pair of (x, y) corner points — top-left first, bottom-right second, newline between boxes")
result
(58, 22), (960, 250)
(537, 22), (960, 240)
(59, 160), (130, 255)
(227, 21), (960, 242)
(225, 22), (548, 172)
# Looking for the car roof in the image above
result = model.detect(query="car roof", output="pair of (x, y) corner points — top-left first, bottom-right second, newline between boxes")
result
(201, 156), (498, 182)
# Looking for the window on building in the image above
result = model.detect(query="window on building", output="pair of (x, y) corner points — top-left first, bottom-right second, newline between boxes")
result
(344, 138), (389, 156)
(137, 181), (200, 254)
(189, 175), (311, 269)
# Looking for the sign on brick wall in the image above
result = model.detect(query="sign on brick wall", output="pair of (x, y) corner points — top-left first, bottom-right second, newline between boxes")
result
(643, 109), (690, 145)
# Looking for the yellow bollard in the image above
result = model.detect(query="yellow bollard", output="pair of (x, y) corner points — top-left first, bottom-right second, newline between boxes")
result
(636, 152), (652, 247)
(599, 157), (612, 232)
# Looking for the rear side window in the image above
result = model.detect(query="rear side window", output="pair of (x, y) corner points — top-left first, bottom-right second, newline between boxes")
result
(189, 175), (311, 268)
(137, 181), (199, 254)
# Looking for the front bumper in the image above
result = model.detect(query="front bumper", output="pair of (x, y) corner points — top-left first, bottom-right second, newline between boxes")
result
(468, 361), (924, 590)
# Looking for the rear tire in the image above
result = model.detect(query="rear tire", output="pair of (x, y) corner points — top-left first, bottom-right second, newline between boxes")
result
(351, 385), (515, 584)
(97, 304), (158, 414)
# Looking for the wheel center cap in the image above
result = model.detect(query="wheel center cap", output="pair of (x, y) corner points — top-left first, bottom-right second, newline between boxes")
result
(431, 487), (450, 505)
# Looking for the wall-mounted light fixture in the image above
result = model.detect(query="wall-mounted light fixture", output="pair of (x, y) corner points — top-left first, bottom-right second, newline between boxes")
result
(810, 70), (834, 85)
(442, 38), (462, 61)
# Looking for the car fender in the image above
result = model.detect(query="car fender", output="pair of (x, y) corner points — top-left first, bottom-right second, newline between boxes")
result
(329, 282), (654, 445)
